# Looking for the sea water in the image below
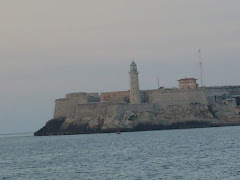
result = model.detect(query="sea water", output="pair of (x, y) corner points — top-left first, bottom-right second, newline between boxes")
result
(1, 126), (240, 180)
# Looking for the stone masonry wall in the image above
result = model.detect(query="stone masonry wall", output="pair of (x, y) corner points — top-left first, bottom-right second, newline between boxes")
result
(145, 89), (208, 105)
(100, 91), (129, 103)
(66, 93), (88, 118)
(54, 86), (240, 120)
(206, 86), (240, 96)
(54, 92), (100, 118)
(54, 98), (69, 118)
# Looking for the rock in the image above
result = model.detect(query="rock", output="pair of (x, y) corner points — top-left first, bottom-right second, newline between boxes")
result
(34, 103), (240, 136)
(34, 117), (66, 136)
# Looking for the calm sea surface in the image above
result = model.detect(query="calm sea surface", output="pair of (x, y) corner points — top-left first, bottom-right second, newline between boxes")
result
(1, 126), (240, 180)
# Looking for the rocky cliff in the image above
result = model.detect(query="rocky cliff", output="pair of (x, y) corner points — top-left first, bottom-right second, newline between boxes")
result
(34, 103), (240, 136)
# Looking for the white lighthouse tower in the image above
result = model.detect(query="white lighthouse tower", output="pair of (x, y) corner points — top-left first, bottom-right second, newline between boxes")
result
(129, 61), (141, 104)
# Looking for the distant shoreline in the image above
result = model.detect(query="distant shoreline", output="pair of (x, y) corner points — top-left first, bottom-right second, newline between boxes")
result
(0, 132), (33, 136)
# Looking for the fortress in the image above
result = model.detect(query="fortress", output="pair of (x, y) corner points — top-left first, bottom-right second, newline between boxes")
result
(35, 62), (240, 136)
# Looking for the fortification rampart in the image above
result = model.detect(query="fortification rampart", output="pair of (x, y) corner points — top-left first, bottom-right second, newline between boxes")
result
(100, 91), (129, 103)
(142, 89), (208, 105)
(54, 86), (240, 119)
(76, 102), (117, 117)
(206, 86), (240, 96)
(54, 92), (101, 118)
(54, 98), (69, 118)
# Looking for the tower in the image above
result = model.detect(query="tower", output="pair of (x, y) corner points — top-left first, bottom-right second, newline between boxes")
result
(129, 61), (141, 104)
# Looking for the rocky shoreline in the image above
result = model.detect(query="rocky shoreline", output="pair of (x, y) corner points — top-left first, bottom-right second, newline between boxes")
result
(34, 117), (240, 136)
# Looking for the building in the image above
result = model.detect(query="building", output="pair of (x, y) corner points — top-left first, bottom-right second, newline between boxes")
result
(178, 78), (198, 90)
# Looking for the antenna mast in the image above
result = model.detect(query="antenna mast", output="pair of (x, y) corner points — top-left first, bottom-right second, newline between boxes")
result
(198, 49), (203, 87)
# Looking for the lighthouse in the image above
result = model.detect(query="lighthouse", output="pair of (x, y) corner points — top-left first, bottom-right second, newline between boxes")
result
(129, 61), (141, 104)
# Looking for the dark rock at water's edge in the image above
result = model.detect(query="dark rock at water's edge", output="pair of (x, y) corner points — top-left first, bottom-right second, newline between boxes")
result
(34, 117), (240, 136)
(34, 117), (66, 136)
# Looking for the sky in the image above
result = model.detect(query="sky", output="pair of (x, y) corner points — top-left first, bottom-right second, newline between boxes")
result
(1, 0), (240, 134)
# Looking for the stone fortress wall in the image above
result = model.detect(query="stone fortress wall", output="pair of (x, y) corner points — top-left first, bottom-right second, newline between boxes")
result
(54, 86), (240, 119)
(54, 92), (100, 118)
(206, 86), (240, 96)
(100, 91), (129, 103)
(141, 89), (207, 105)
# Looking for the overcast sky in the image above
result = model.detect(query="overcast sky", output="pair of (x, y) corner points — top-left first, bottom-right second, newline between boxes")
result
(1, 0), (240, 134)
